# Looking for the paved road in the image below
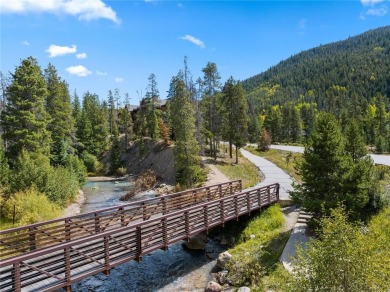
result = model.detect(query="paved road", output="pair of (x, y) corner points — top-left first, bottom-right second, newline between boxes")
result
(241, 148), (293, 201)
(270, 144), (390, 166)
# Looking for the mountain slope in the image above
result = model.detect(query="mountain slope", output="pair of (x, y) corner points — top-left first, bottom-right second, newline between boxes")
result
(241, 26), (390, 108)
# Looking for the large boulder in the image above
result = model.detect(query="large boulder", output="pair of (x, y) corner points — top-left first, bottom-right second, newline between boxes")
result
(204, 281), (222, 292)
(217, 251), (232, 269)
(183, 234), (207, 250)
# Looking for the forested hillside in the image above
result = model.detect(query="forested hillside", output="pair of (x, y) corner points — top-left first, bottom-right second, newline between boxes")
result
(242, 26), (390, 105)
(242, 26), (390, 148)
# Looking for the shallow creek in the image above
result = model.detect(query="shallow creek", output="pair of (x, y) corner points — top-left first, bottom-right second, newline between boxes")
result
(71, 179), (227, 292)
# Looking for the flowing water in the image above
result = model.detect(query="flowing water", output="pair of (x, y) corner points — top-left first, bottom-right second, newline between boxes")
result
(72, 179), (227, 292)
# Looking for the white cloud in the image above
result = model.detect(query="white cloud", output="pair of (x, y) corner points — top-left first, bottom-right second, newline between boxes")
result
(21, 40), (30, 46)
(96, 70), (108, 76)
(360, 0), (388, 19)
(365, 5), (388, 16)
(298, 18), (307, 30)
(66, 65), (92, 77)
(0, 0), (120, 24)
(76, 52), (87, 59)
(180, 35), (205, 48)
(115, 77), (124, 83)
(360, 0), (385, 6)
(46, 44), (77, 58)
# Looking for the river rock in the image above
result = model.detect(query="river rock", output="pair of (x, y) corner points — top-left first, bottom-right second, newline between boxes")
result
(217, 251), (232, 269)
(215, 270), (228, 285)
(183, 234), (207, 250)
(204, 281), (222, 292)
(237, 287), (251, 292)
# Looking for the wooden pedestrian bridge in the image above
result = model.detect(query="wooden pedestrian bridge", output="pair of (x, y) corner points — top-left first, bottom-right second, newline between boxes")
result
(0, 180), (279, 292)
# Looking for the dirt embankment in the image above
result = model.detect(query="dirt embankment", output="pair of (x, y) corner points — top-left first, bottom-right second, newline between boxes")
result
(114, 138), (176, 185)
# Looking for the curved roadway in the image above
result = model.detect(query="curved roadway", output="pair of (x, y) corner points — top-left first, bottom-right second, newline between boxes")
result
(270, 145), (390, 166)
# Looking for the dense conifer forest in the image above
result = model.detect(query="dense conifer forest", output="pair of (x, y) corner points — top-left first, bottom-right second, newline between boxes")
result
(242, 26), (390, 147)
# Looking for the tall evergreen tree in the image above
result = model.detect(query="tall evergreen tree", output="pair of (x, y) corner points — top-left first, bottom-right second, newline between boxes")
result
(169, 77), (203, 187)
(291, 112), (347, 218)
(201, 62), (221, 159)
(44, 63), (74, 165)
(344, 118), (367, 162)
(76, 92), (108, 157)
(1, 57), (50, 160)
(221, 77), (248, 162)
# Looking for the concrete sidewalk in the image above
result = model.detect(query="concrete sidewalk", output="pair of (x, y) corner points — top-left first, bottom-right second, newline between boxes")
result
(240, 148), (311, 273)
(240, 148), (294, 202)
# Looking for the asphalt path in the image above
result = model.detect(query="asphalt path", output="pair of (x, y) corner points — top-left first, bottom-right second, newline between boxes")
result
(270, 144), (390, 166)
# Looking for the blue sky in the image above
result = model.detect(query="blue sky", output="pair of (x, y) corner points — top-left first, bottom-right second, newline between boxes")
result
(1, 0), (389, 105)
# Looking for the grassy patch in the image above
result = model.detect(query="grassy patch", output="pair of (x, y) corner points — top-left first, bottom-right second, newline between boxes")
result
(208, 151), (261, 188)
(245, 145), (303, 182)
(225, 205), (293, 289)
(0, 216), (15, 231)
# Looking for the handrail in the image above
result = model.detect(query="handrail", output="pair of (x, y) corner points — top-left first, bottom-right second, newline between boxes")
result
(0, 180), (242, 259)
(0, 183), (279, 292)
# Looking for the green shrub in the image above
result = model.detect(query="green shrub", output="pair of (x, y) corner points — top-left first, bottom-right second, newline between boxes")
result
(66, 155), (87, 186)
(81, 151), (100, 173)
(10, 150), (52, 193)
(46, 167), (79, 207)
(3, 187), (60, 225)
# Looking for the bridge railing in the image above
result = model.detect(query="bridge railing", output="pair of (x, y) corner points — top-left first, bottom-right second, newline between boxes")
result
(0, 183), (278, 292)
(0, 180), (242, 259)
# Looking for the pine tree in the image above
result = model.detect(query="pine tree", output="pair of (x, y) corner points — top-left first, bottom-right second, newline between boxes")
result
(44, 63), (74, 165)
(77, 92), (108, 157)
(221, 77), (248, 162)
(201, 62), (221, 159)
(145, 73), (160, 141)
(291, 112), (347, 217)
(1, 57), (50, 160)
(344, 118), (367, 162)
(169, 77), (203, 187)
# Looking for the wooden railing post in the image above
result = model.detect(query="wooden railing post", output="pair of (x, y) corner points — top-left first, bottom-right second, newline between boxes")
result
(206, 187), (211, 201)
(103, 236), (110, 275)
(193, 190), (197, 205)
(276, 183), (280, 201)
(162, 219), (168, 250)
(136, 227), (142, 262)
(234, 196), (239, 220)
(162, 198), (167, 215)
(94, 213), (100, 233)
(119, 206), (125, 227)
(204, 205), (209, 233)
(257, 189), (262, 208)
(64, 247), (71, 291)
(142, 203), (147, 221)
(267, 186), (271, 204)
(220, 200), (225, 226)
(239, 180), (242, 192)
(218, 184), (222, 198)
(184, 211), (190, 240)
(246, 192), (251, 215)
(65, 218), (71, 241)
(29, 227), (36, 251)
(229, 182), (233, 195)
(13, 262), (21, 292)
